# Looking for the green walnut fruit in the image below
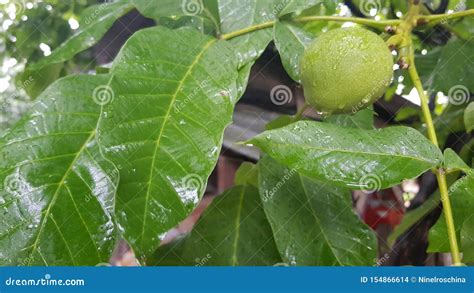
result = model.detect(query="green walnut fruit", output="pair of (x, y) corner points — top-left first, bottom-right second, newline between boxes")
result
(300, 27), (393, 114)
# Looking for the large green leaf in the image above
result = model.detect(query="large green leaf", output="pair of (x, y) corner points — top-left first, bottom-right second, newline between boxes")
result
(259, 156), (376, 265)
(149, 185), (282, 266)
(273, 21), (314, 82)
(29, 1), (133, 71)
(428, 171), (474, 257)
(249, 121), (443, 190)
(98, 27), (241, 263)
(0, 75), (118, 266)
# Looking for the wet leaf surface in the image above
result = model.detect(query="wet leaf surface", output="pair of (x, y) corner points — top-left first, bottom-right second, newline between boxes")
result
(98, 27), (241, 263)
(149, 184), (281, 266)
(0, 75), (118, 265)
(259, 156), (377, 265)
(249, 121), (443, 190)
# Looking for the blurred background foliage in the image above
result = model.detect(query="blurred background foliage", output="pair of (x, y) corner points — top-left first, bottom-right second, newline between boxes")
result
(0, 0), (100, 130)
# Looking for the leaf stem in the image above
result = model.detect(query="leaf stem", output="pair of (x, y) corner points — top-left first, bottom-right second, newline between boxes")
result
(418, 9), (474, 25)
(221, 16), (401, 40)
(293, 16), (401, 28)
(408, 45), (462, 266)
(405, 0), (462, 266)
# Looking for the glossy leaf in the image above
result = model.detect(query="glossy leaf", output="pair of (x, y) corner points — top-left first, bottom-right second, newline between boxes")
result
(443, 148), (470, 173)
(0, 75), (118, 266)
(249, 121), (443, 190)
(149, 185), (282, 266)
(259, 156), (377, 265)
(29, 1), (134, 71)
(428, 172), (474, 255)
(273, 21), (314, 82)
(465, 102), (474, 133)
(98, 27), (240, 263)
